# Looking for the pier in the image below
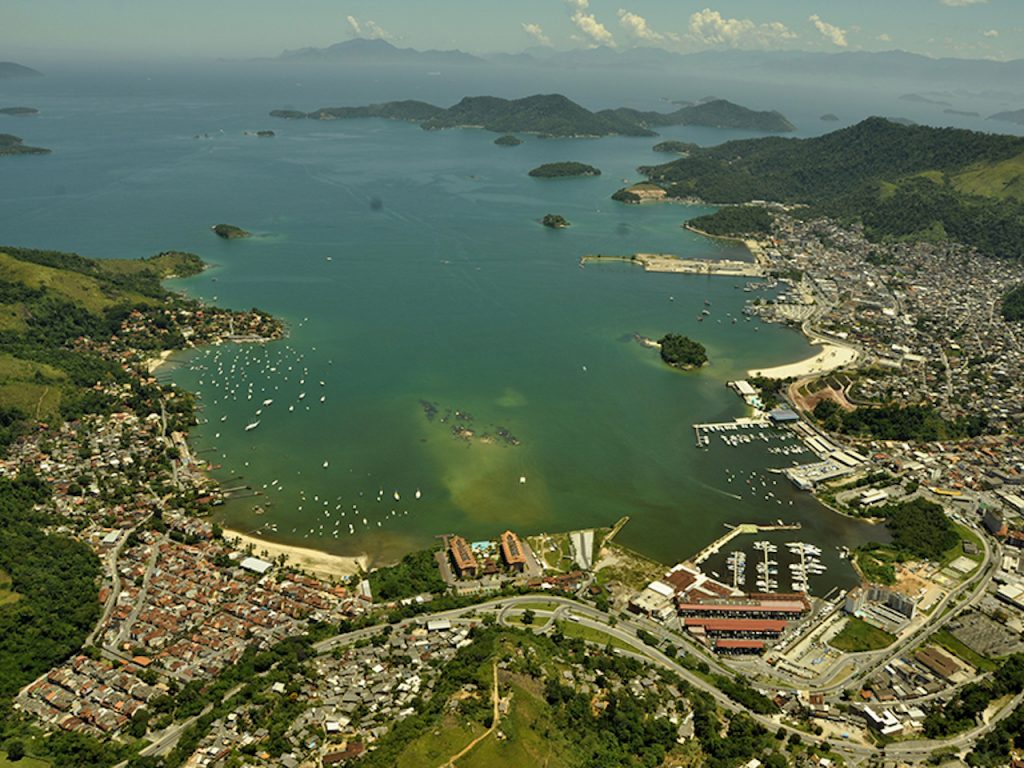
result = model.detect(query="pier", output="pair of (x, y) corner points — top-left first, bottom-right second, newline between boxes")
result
(581, 252), (766, 277)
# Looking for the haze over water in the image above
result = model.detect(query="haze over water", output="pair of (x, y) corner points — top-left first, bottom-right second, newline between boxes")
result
(10, 61), (999, 588)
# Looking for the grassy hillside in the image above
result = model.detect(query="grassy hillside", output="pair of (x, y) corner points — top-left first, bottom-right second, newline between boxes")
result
(0, 246), (203, 433)
(637, 117), (1024, 257)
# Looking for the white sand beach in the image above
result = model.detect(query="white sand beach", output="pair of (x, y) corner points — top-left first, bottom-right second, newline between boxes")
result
(146, 350), (174, 374)
(225, 528), (368, 580)
(748, 342), (858, 380)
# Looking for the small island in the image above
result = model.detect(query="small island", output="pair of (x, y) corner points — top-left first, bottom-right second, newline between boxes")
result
(0, 133), (50, 156)
(611, 182), (668, 204)
(211, 223), (251, 239)
(658, 333), (708, 370)
(529, 162), (601, 178)
(652, 140), (698, 154)
(0, 107), (39, 116)
(269, 109), (307, 119)
(542, 214), (570, 229)
(494, 134), (522, 146)
(257, 130), (275, 137)
(820, 113), (839, 122)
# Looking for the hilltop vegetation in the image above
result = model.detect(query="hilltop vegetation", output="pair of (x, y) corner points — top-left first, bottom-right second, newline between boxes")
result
(638, 118), (1024, 258)
(271, 94), (795, 138)
(688, 206), (773, 236)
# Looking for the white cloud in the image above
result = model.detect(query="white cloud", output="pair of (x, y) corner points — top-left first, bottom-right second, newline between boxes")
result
(878, 33), (892, 42)
(809, 14), (848, 47)
(687, 8), (796, 48)
(617, 9), (664, 42)
(521, 22), (552, 46)
(565, 0), (616, 47)
(983, 29), (999, 37)
(346, 15), (390, 40)
(940, 0), (988, 5)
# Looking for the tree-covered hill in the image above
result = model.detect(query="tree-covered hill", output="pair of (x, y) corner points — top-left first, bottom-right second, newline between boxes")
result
(637, 117), (1024, 258)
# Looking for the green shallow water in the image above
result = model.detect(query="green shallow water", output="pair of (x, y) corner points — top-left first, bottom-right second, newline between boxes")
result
(1, 65), (886, 590)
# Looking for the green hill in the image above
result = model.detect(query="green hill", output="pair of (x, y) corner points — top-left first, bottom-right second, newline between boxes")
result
(637, 117), (1024, 258)
(0, 246), (203, 430)
(271, 94), (794, 138)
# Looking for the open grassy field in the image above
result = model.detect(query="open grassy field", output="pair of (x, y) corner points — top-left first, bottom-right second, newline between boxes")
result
(953, 152), (1024, 201)
(555, 620), (633, 652)
(0, 752), (51, 768)
(394, 714), (484, 768)
(931, 630), (998, 673)
(829, 617), (896, 653)
(0, 252), (150, 314)
(459, 681), (574, 768)
(0, 567), (20, 607)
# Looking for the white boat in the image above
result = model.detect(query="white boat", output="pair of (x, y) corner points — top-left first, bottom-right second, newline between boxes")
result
(245, 421), (260, 431)
(263, 399), (273, 406)
(415, 489), (422, 499)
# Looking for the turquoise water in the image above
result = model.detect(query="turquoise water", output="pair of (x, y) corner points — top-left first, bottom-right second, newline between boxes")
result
(0, 64), (895, 588)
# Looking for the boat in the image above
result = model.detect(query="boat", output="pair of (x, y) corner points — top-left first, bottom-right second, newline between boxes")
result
(245, 421), (261, 431)
(263, 399), (273, 406)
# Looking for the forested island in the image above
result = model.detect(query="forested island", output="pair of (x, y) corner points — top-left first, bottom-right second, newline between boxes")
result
(542, 214), (570, 228)
(529, 162), (601, 178)
(0, 107), (39, 116)
(269, 94), (795, 138)
(652, 140), (698, 154)
(494, 134), (522, 146)
(633, 117), (1024, 258)
(658, 334), (708, 370)
(212, 223), (251, 239)
(0, 133), (50, 156)
(820, 113), (839, 122)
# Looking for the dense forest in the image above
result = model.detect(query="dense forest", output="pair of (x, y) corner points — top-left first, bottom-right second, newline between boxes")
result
(877, 497), (959, 561)
(813, 400), (989, 441)
(658, 334), (708, 369)
(637, 118), (1024, 256)
(367, 548), (446, 601)
(0, 474), (100, 701)
(1002, 283), (1024, 321)
(688, 207), (773, 237)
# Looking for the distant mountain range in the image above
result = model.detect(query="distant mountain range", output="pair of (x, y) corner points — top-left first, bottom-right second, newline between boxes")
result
(0, 62), (42, 79)
(272, 39), (1024, 87)
(990, 109), (1024, 127)
(270, 93), (795, 137)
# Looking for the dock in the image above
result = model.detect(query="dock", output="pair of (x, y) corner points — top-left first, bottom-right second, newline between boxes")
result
(581, 252), (766, 277)
(692, 521), (801, 565)
(693, 416), (771, 447)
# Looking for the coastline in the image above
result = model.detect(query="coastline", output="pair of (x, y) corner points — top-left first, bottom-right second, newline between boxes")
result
(747, 341), (858, 380)
(682, 222), (769, 269)
(146, 349), (175, 374)
(225, 527), (368, 580)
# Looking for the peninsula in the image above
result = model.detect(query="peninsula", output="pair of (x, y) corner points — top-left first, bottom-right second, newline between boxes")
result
(529, 161), (600, 178)
(652, 140), (698, 154)
(270, 94), (796, 138)
(630, 117), (1024, 258)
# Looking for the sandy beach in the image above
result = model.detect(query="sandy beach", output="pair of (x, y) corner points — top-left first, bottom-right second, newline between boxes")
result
(225, 528), (368, 581)
(748, 341), (858, 380)
(146, 349), (175, 374)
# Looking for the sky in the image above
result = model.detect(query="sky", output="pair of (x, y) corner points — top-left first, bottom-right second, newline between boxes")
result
(2, 0), (1021, 62)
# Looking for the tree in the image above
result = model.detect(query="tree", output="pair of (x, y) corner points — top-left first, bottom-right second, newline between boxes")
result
(5, 739), (25, 761)
(521, 609), (536, 625)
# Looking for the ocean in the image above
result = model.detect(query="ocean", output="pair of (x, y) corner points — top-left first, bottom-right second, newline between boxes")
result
(7, 59), (1002, 590)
